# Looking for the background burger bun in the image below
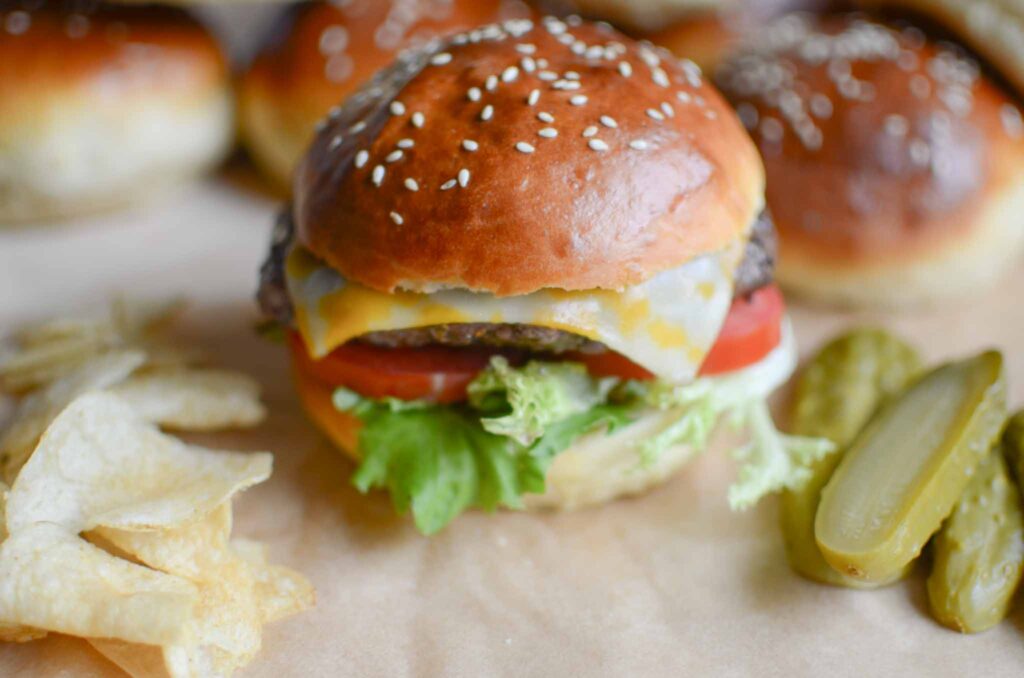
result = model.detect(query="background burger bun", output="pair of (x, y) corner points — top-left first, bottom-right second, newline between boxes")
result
(293, 358), (720, 511)
(717, 13), (1024, 308)
(295, 18), (765, 297)
(0, 3), (232, 223)
(856, 0), (1024, 96)
(239, 0), (536, 191)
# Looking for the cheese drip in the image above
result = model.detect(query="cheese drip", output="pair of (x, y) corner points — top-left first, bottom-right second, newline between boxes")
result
(286, 242), (742, 383)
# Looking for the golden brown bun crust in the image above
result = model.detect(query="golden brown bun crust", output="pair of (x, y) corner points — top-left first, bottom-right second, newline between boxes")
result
(239, 0), (536, 189)
(716, 13), (1024, 307)
(856, 0), (1024, 96)
(0, 3), (225, 97)
(295, 18), (765, 296)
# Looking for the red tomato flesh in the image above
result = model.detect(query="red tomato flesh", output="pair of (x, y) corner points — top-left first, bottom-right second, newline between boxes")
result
(290, 284), (786, 403)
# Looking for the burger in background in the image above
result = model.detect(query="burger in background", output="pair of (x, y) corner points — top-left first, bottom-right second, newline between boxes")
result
(0, 1), (232, 223)
(259, 16), (832, 534)
(713, 12), (1024, 308)
(238, 0), (536, 191)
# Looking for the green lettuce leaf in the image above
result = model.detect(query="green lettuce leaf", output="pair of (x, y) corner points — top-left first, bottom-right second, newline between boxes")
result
(338, 385), (633, 535)
(468, 357), (616, 445)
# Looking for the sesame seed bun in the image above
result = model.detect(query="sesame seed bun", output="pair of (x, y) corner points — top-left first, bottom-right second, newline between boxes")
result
(239, 0), (536, 191)
(857, 0), (1024, 96)
(0, 3), (232, 223)
(295, 17), (765, 297)
(716, 14), (1024, 308)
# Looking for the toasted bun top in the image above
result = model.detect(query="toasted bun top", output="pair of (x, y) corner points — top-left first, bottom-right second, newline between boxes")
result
(0, 2), (225, 99)
(295, 17), (764, 296)
(242, 0), (535, 147)
(857, 0), (1024, 96)
(716, 13), (1024, 264)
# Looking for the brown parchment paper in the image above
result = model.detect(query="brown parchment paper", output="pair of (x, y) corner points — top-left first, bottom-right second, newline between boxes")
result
(1, 177), (1023, 678)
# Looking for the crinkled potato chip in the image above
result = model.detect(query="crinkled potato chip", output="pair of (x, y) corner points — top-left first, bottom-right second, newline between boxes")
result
(91, 507), (313, 677)
(0, 523), (196, 646)
(7, 392), (272, 533)
(0, 350), (147, 483)
(111, 369), (266, 432)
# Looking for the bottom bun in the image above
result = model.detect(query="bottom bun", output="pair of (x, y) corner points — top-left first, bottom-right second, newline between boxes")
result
(291, 322), (797, 512)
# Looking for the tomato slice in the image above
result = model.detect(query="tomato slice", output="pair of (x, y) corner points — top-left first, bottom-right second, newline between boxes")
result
(289, 333), (515, 404)
(289, 284), (786, 402)
(698, 284), (785, 376)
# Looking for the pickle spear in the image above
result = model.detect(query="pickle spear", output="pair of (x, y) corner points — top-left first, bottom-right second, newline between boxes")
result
(781, 330), (921, 587)
(815, 352), (1008, 584)
(927, 450), (1024, 633)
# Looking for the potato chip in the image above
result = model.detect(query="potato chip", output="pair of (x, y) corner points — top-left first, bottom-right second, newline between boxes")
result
(0, 524), (196, 646)
(0, 334), (113, 393)
(89, 504), (314, 677)
(0, 350), (146, 483)
(111, 369), (266, 432)
(6, 392), (273, 534)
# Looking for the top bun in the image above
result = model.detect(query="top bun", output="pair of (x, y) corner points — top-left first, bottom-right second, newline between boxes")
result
(856, 0), (1024, 95)
(558, 0), (729, 32)
(295, 17), (764, 297)
(240, 0), (536, 189)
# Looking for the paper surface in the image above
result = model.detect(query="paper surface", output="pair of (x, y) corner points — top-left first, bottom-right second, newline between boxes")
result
(1, 173), (1023, 677)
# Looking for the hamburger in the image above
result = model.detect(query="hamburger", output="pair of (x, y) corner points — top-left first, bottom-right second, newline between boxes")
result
(258, 16), (830, 534)
(0, 1), (232, 223)
(712, 12), (1024, 308)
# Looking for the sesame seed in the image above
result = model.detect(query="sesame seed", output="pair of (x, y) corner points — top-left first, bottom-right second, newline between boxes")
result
(538, 128), (558, 138)
(372, 165), (386, 186)
(390, 212), (404, 225)
(600, 116), (618, 128)
(630, 140), (649, 150)
(538, 112), (555, 123)
(350, 121), (367, 134)
(329, 135), (343, 150)
(397, 139), (415, 149)
(458, 169), (471, 187)
(468, 87), (482, 102)
(570, 95), (588, 106)
(462, 139), (479, 152)
(884, 114), (909, 137)
(486, 75), (499, 91)
(386, 150), (404, 163)
(553, 80), (581, 91)
(481, 105), (495, 121)
(585, 46), (604, 60)
(522, 57), (536, 73)
(355, 150), (369, 168)
(390, 101), (406, 116)
(404, 178), (420, 192)
(661, 102), (675, 118)
(539, 71), (558, 81)
(652, 68), (670, 88)
(517, 43), (537, 54)
(646, 108), (665, 121)
(676, 91), (692, 103)
(411, 112), (425, 128)
(431, 52), (453, 66)
(557, 33), (573, 45)
(441, 179), (457, 191)
(588, 139), (610, 152)
(328, 106), (342, 119)
(502, 66), (520, 83)
(528, 89), (541, 106)
(565, 71), (581, 81)
(571, 41), (586, 55)
(516, 142), (536, 154)
(618, 61), (633, 77)
(583, 126), (598, 138)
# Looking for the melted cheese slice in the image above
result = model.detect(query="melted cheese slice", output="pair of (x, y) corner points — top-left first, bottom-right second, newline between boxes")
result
(286, 243), (743, 383)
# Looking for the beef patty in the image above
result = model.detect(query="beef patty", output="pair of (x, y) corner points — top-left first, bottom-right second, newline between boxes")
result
(258, 209), (777, 354)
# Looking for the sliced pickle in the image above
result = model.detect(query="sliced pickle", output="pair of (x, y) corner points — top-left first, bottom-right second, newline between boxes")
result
(815, 352), (1008, 584)
(927, 451), (1024, 633)
(1004, 411), (1024, 484)
(781, 330), (921, 588)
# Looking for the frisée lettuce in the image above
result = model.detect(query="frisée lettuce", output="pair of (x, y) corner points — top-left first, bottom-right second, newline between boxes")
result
(334, 322), (835, 533)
